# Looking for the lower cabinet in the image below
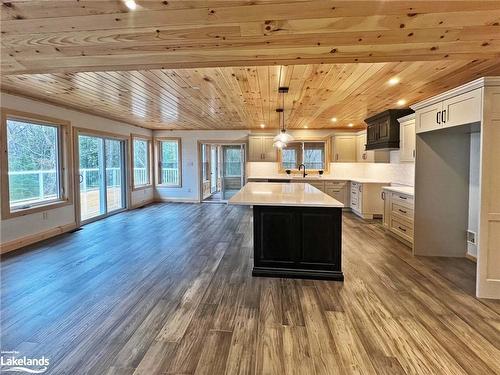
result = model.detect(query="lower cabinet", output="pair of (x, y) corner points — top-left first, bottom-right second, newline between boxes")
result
(382, 189), (414, 246)
(253, 205), (343, 280)
(299, 180), (350, 207)
(350, 182), (386, 219)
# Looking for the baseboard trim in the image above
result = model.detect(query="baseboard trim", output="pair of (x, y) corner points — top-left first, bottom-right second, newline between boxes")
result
(129, 199), (155, 210)
(0, 222), (78, 254)
(154, 197), (200, 204)
(465, 253), (477, 262)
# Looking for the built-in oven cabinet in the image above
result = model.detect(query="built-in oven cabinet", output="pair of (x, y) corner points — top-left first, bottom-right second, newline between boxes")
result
(415, 88), (482, 134)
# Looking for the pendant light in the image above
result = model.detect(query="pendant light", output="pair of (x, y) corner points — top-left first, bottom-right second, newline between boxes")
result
(273, 84), (294, 148)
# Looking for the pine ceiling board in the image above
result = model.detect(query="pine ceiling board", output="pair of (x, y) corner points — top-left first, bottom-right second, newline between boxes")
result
(2, 2), (500, 74)
(3, 60), (500, 130)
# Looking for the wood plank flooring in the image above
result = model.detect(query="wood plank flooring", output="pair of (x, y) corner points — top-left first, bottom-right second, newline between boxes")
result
(1, 203), (499, 375)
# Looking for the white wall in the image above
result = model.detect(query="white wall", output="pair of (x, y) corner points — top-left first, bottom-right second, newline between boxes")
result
(153, 130), (249, 201)
(468, 132), (481, 257)
(0, 93), (153, 245)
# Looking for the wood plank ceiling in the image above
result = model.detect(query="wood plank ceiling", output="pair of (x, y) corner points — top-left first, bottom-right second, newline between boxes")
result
(1, 1), (500, 130)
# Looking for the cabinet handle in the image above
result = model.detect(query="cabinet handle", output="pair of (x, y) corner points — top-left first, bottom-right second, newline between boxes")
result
(336, 153), (339, 161)
(399, 195), (407, 200)
(436, 111), (441, 124)
(398, 226), (407, 232)
(442, 110), (446, 123)
(412, 149), (416, 158)
(398, 208), (407, 214)
(381, 191), (385, 200)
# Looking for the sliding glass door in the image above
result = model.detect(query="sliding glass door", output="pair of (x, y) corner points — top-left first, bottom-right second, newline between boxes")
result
(78, 134), (126, 223)
(221, 145), (245, 200)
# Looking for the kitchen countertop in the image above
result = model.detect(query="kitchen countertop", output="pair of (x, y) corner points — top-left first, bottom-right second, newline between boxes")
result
(382, 186), (414, 196)
(228, 182), (344, 208)
(247, 175), (390, 184)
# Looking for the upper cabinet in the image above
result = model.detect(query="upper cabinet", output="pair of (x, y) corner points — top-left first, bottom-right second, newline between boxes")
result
(356, 131), (390, 163)
(414, 88), (482, 134)
(364, 109), (413, 150)
(398, 114), (416, 163)
(332, 135), (356, 162)
(356, 132), (368, 162)
(248, 135), (277, 162)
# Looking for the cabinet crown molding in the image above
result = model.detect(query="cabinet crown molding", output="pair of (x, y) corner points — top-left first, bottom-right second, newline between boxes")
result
(397, 113), (416, 123)
(411, 76), (500, 110)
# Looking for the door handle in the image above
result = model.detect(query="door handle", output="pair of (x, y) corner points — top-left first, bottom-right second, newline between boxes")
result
(79, 174), (84, 183)
(436, 111), (441, 124)
(442, 110), (446, 123)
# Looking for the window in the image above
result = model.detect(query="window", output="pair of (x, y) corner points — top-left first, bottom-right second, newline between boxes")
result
(280, 141), (327, 171)
(1, 110), (70, 218)
(303, 142), (325, 169)
(132, 136), (151, 189)
(157, 138), (181, 187)
(201, 144), (209, 182)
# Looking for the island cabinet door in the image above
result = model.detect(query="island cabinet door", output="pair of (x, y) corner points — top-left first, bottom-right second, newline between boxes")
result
(299, 208), (341, 270)
(253, 206), (341, 273)
(254, 207), (300, 268)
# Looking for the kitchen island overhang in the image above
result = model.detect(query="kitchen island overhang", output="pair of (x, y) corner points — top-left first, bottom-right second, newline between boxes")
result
(229, 182), (344, 281)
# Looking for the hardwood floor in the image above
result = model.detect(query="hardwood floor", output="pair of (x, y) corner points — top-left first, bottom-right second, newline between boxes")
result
(1, 203), (499, 375)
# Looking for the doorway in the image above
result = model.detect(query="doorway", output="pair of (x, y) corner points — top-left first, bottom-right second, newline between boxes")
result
(199, 142), (245, 202)
(77, 132), (127, 223)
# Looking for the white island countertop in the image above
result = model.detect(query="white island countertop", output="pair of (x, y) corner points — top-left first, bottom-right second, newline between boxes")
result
(228, 182), (344, 208)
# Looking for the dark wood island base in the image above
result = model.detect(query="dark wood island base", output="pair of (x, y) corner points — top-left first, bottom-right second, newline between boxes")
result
(252, 205), (343, 281)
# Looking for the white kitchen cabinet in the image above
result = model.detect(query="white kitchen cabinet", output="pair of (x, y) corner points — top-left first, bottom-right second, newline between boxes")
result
(382, 188), (414, 246)
(324, 180), (350, 207)
(442, 88), (482, 128)
(356, 133), (368, 162)
(248, 135), (277, 162)
(332, 135), (356, 162)
(415, 102), (442, 133)
(398, 114), (416, 163)
(355, 131), (390, 163)
(350, 181), (386, 219)
(414, 88), (482, 134)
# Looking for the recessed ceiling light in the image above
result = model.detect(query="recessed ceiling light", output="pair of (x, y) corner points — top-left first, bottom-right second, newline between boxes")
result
(331, 117), (337, 122)
(260, 123), (265, 128)
(388, 77), (400, 86)
(397, 99), (406, 106)
(124, 0), (137, 10)
(348, 123), (354, 127)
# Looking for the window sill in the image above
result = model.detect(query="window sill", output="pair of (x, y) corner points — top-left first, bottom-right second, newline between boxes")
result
(156, 184), (182, 188)
(2, 199), (72, 220)
(132, 184), (153, 191)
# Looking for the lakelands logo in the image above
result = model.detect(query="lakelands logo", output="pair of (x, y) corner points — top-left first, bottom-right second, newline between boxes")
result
(0, 351), (50, 373)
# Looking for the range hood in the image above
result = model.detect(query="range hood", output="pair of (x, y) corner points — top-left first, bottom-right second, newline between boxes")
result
(364, 109), (413, 150)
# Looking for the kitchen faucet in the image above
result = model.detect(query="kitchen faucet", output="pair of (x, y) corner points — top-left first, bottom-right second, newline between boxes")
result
(298, 164), (307, 178)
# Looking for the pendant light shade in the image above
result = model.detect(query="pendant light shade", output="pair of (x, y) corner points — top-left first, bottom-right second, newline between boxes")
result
(273, 82), (293, 148)
(274, 129), (294, 144)
(273, 139), (287, 149)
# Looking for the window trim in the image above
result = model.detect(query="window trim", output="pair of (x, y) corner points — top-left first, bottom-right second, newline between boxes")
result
(1, 108), (73, 219)
(278, 137), (331, 174)
(155, 137), (182, 188)
(130, 134), (153, 191)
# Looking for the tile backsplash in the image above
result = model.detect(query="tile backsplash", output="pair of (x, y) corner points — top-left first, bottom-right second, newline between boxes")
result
(246, 160), (415, 187)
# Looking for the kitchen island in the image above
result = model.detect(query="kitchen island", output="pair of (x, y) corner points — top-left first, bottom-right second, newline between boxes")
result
(228, 182), (344, 280)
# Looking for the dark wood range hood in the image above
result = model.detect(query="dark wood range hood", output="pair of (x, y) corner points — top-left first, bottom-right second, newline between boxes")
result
(364, 109), (414, 150)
